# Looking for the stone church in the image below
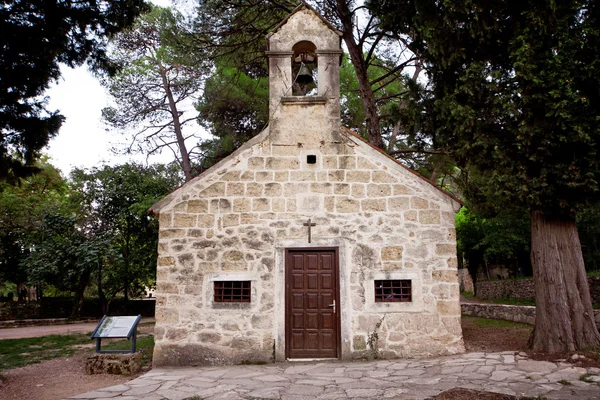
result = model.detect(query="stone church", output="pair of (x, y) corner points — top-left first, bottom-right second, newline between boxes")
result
(151, 4), (465, 366)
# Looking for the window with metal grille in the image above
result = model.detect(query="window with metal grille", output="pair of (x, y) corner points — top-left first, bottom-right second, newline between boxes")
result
(374, 280), (411, 302)
(214, 281), (251, 303)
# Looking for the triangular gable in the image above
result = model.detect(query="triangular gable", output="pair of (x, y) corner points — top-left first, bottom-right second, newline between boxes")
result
(341, 127), (463, 208)
(150, 128), (270, 214)
(266, 2), (343, 41)
(151, 125), (462, 214)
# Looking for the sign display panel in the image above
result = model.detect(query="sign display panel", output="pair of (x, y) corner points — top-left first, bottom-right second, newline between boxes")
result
(92, 316), (139, 338)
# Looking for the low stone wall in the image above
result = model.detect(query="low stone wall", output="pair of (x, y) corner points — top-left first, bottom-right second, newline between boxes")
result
(476, 277), (600, 304)
(461, 303), (600, 326)
(0, 298), (155, 321)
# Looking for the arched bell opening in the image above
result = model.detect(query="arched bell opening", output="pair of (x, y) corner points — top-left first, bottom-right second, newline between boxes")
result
(292, 41), (318, 96)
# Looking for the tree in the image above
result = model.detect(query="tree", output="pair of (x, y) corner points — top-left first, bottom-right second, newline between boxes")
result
(103, 6), (204, 181)
(369, 0), (600, 352)
(70, 163), (181, 312)
(0, 0), (149, 183)
(0, 160), (72, 291)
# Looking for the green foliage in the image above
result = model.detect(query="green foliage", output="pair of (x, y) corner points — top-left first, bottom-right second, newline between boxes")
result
(577, 206), (600, 273)
(0, 0), (148, 183)
(456, 207), (531, 278)
(0, 161), (73, 286)
(70, 163), (181, 306)
(370, 0), (600, 218)
(0, 334), (90, 370)
(196, 63), (269, 169)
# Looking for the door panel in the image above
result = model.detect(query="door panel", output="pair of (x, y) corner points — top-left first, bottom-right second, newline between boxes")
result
(285, 248), (340, 359)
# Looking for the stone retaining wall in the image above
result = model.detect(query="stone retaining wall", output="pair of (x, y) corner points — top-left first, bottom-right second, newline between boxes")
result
(476, 277), (600, 304)
(461, 303), (600, 326)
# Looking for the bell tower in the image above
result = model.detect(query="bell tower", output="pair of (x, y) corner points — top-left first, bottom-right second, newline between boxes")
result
(265, 3), (343, 148)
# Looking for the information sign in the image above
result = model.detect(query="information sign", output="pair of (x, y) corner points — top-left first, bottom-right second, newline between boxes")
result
(91, 315), (141, 353)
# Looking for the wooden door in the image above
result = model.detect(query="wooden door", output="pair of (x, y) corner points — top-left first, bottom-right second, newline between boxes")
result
(285, 248), (340, 359)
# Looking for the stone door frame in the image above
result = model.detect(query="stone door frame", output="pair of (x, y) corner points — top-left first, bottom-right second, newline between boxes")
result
(273, 238), (352, 361)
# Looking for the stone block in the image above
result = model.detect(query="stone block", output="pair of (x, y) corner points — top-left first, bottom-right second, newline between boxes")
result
(241, 171), (255, 181)
(404, 210), (418, 222)
(372, 171), (395, 183)
(339, 156), (357, 169)
(362, 199), (386, 212)
(86, 353), (142, 376)
(286, 199), (297, 212)
(419, 210), (441, 224)
(220, 171), (241, 181)
(223, 214), (240, 227)
(436, 301), (461, 315)
(173, 214), (196, 228)
(156, 282), (178, 294)
(346, 170), (370, 183)
(266, 157), (299, 170)
(155, 307), (179, 323)
(311, 183), (333, 194)
(248, 157), (264, 169)
(393, 184), (414, 195)
(252, 198), (270, 212)
(388, 197), (410, 211)
(284, 183), (309, 196)
(323, 156), (337, 169)
(157, 256), (175, 266)
(334, 183), (350, 194)
(246, 183), (264, 197)
(411, 197), (429, 209)
(272, 198), (285, 212)
(367, 184), (392, 197)
(226, 183), (245, 196)
(436, 244), (457, 256)
(336, 197), (360, 213)
(264, 183), (283, 196)
(357, 157), (377, 169)
(290, 171), (316, 181)
(433, 270), (458, 283)
(275, 171), (289, 181)
(353, 335), (367, 351)
(255, 171), (273, 182)
(381, 246), (403, 261)
(197, 215), (215, 228)
(233, 198), (251, 212)
(158, 213), (172, 228)
(351, 184), (366, 198)
(201, 182), (226, 197)
(328, 170), (346, 182)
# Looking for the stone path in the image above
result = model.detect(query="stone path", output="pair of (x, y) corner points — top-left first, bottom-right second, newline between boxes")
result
(68, 352), (600, 400)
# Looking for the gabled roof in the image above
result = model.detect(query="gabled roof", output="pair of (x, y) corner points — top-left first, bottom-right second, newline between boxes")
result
(266, 1), (343, 40)
(341, 127), (463, 207)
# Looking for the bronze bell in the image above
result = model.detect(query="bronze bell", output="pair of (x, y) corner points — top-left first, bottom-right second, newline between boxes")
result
(296, 63), (314, 85)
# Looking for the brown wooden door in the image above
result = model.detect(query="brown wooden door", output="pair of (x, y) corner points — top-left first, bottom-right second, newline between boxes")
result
(285, 248), (340, 359)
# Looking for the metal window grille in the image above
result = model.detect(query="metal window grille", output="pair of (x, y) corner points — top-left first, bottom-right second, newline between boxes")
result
(374, 280), (412, 302)
(214, 281), (251, 303)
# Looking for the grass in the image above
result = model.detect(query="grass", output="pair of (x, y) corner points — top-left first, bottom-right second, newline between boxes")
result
(0, 334), (90, 370)
(460, 291), (474, 298)
(462, 315), (530, 329)
(487, 297), (536, 307)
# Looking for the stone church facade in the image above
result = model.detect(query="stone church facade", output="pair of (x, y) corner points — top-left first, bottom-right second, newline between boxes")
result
(151, 4), (465, 366)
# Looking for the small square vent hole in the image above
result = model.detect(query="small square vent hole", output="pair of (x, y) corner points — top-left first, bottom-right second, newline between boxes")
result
(307, 155), (317, 164)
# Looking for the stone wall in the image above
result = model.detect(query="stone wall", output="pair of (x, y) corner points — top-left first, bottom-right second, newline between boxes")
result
(458, 269), (474, 293)
(461, 303), (600, 327)
(152, 128), (465, 366)
(476, 277), (600, 304)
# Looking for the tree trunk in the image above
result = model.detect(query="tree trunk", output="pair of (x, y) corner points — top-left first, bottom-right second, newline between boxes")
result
(529, 210), (600, 353)
(336, 0), (383, 149)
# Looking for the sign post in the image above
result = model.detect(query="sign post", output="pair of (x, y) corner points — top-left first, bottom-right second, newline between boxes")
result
(90, 315), (142, 353)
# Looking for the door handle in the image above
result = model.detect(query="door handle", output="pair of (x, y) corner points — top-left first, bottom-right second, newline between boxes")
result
(329, 300), (336, 313)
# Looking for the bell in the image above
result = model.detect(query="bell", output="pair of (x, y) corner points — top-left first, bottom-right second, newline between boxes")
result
(296, 63), (314, 85)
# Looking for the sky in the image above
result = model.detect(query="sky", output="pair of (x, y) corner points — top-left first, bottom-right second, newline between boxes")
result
(44, 0), (201, 176)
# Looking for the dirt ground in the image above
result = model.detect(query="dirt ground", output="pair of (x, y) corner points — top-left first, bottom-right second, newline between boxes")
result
(461, 318), (531, 353)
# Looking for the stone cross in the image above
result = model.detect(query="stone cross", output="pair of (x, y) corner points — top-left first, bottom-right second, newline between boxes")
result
(303, 219), (316, 243)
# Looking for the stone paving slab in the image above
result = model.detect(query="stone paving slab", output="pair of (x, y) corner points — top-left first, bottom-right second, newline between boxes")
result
(66, 352), (600, 399)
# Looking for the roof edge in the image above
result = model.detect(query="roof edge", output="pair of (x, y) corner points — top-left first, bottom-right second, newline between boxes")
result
(150, 127), (271, 215)
(266, 2), (343, 40)
(341, 126), (463, 207)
